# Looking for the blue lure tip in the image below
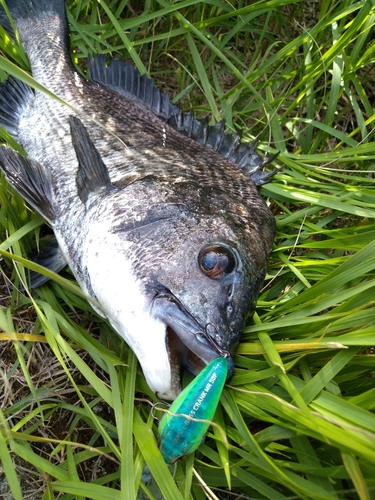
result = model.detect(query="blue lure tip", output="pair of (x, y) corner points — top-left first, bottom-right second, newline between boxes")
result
(158, 357), (228, 463)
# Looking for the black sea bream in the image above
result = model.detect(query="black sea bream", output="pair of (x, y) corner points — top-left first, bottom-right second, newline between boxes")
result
(0, 0), (276, 399)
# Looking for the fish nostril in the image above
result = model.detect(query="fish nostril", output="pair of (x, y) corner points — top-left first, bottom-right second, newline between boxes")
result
(199, 293), (208, 305)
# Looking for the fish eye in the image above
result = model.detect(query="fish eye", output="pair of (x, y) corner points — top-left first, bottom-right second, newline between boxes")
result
(198, 245), (236, 279)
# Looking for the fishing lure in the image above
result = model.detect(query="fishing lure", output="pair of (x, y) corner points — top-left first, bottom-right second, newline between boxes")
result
(158, 357), (228, 463)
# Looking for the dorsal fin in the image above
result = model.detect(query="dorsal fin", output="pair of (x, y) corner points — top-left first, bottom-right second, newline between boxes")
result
(0, 147), (55, 222)
(69, 115), (113, 205)
(88, 55), (278, 186)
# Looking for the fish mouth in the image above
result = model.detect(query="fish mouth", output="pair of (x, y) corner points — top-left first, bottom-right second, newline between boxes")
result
(151, 284), (232, 399)
(166, 327), (206, 393)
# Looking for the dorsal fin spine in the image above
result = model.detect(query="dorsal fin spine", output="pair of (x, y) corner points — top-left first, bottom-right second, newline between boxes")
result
(88, 55), (278, 186)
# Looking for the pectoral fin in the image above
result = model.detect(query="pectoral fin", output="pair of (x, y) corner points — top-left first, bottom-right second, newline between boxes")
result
(69, 115), (113, 205)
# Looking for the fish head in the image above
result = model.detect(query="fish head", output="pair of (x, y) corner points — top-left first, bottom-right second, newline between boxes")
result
(85, 179), (275, 400)
(149, 215), (274, 387)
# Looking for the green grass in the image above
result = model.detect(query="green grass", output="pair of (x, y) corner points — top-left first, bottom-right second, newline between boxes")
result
(1, 0), (375, 498)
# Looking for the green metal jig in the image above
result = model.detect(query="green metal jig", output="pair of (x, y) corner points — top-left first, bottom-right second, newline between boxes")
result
(157, 356), (228, 463)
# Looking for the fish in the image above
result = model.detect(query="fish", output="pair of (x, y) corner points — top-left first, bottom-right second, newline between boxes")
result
(0, 0), (276, 400)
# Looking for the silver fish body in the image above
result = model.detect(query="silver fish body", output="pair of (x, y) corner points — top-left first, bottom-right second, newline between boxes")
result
(0, 0), (275, 399)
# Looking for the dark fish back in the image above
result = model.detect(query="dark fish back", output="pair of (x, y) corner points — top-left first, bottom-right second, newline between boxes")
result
(88, 55), (274, 183)
(1, 0), (276, 189)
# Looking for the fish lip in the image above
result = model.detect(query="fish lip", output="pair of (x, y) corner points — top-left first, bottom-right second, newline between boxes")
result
(150, 284), (229, 367)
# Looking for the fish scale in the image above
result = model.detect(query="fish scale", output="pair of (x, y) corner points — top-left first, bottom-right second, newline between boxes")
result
(0, 0), (276, 400)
